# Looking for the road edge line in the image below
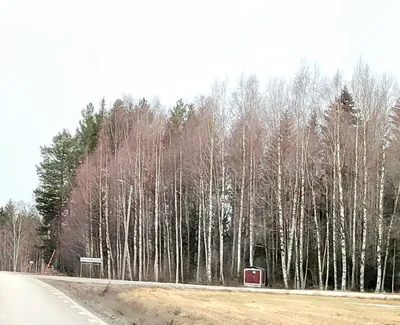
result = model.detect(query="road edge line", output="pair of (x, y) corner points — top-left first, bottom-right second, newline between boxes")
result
(27, 276), (110, 325)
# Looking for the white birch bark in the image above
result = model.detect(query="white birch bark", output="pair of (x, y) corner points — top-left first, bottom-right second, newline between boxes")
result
(249, 151), (255, 266)
(360, 121), (368, 292)
(392, 241), (396, 293)
(206, 120), (214, 283)
(122, 183), (133, 281)
(294, 226), (300, 289)
(138, 154), (143, 282)
(174, 167), (179, 283)
(116, 194), (122, 279)
(164, 190), (172, 281)
(332, 139), (338, 291)
(98, 191), (104, 278)
(179, 147), (184, 282)
(351, 120), (359, 290)
(154, 143), (159, 282)
(375, 146), (386, 292)
(104, 171), (113, 280)
(287, 151), (299, 281)
(311, 184), (323, 290)
(89, 197), (93, 258)
(277, 134), (289, 288)
(133, 193), (138, 279)
(237, 125), (245, 277)
(337, 121), (347, 291)
(219, 141), (225, 283)
(299, 144), (305, 289)
(381, 180), (400, 291)
(196, 191), (202, 282)
(201, 178), (208, 274)
(325, 181), (330, 290)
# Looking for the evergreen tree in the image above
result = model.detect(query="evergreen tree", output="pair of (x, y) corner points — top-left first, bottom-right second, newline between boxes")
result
(0, 204), (8, 226)
(337, 85), (357, 124)
(4, 199), (16, 221)
(34, 129), (81, 270)
(76, 101), (105, 156)
(168, 99), (192, 136)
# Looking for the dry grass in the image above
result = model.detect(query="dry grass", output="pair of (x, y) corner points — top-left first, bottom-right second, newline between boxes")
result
(119, 287), (400, 325)
(43, 280), (400, 325)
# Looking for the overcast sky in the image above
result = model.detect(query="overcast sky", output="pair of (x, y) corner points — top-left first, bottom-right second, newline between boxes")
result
(0, 0), (399, 206)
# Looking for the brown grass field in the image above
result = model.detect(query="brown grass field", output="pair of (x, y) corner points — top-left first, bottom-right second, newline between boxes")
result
(44, 280), (400, 325)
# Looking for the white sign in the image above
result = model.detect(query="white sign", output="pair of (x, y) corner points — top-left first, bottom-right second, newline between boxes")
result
(29, 261), (34, 264)
(80, 257), (103, 264)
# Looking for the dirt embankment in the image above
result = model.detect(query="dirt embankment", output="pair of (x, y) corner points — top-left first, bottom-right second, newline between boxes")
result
(42, 279), (184, 325)
(42, 279), (400, 325)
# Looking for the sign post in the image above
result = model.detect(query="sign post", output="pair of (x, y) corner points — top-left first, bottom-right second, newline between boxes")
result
(79, 257), (103, 278)
(43, 250), (56, 275)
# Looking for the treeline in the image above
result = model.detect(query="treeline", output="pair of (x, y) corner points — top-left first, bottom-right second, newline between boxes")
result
(0, 200), (41, 272)
(35, 60), (400, 292)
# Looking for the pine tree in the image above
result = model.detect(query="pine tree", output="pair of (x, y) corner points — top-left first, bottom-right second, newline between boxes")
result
(0, 206), (6, 226)
(0, 200), (14, 230)
(34, 130), (81, 271)
(76, 102), (106, 156)
(337, 85), (357, 124)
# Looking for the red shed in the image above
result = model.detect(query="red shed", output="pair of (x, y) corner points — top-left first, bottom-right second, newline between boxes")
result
(243, 266), (266, 287)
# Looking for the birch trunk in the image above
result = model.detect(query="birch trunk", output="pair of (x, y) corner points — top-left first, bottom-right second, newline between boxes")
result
(145, 200), (149, 280)
(278, 135), (289, 288)
(231, 196), (237, 275)
(196, 191), (202, 282)
(332, 141), (338, 291)
(122, 183), (133, 281)
(133, 193), (138, 279)
(98, 152), (103, 266)
(164, 190), (172, 282)
(179, 147), (184, 282)
(127, 243), (133, 281)
(237, 126), (245, 277)
(116, 200), (121, 279)
(104, 167), (113, 280)
(360, 121), (368, 292)
(174, 167), (179, 283)
(249, 152), (255, 266)
(392, 241), (396, 293)
(89, 197), (93, 258)
(299, 145), (305, 289)
(325, 182), (330, 290)
(98, 165), (106, 278)
(351, 121), (359, 290)
(337, 122), (347, 291)
(294, 226), (300, 289)
(303, 223), (310, 288)
(311, 184), (323, 290)
(154, 144), (159, 282)
(381, 180), (400, 291)
(219, 139), (225, 283)
(287, 140), (299, 281)
(375, 146), (386, 292)
(138, 157), (143, 282)
(206, 122), (214, 283)
(201, 178), (208, 274)
(98, 194), (104, 278)
(185, 192), (190, 279)
(249, 116), (255, 268)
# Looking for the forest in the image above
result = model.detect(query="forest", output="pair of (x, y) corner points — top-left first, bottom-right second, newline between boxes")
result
(0, 200), (41, 273)
(1, 60), (400, 293)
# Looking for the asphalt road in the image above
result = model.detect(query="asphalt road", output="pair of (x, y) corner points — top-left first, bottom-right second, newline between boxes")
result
(0, 272), (108, 325)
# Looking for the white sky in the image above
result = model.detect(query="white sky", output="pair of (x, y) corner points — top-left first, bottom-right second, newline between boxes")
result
(0, 0), (399, 205)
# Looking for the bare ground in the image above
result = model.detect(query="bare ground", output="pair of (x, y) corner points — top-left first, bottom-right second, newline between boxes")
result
(42, 279), (400, 325)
